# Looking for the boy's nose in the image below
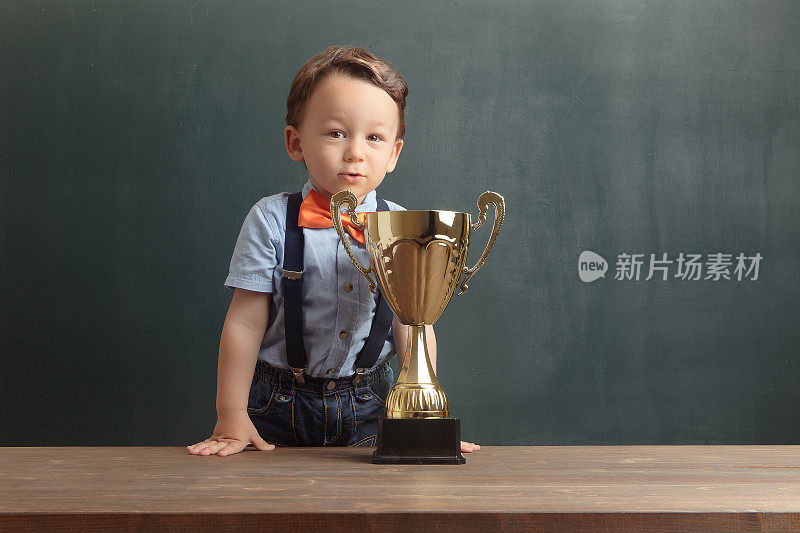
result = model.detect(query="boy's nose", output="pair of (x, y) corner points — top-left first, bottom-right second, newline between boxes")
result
(343, 140), (365, 162)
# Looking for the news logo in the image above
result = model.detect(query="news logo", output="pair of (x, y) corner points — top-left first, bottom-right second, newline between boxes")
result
(578, 251), (762, 282)
(579, 251), (608, 282)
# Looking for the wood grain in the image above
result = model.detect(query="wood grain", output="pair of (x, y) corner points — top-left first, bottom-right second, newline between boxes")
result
(2, 446), (800, 531)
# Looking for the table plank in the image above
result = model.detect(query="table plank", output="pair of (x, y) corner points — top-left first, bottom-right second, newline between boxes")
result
(2, 446), (800, 531)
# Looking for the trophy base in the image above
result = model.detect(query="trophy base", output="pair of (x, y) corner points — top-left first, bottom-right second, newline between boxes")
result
(372, 417), (466, 464)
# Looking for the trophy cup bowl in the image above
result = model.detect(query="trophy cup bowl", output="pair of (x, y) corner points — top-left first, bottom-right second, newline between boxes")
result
(331, 190), (505, 464)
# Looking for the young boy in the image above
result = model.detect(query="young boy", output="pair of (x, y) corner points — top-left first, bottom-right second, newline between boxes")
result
(187, 46), (479, 456)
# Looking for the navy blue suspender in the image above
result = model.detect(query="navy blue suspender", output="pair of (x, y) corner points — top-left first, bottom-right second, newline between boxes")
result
(283, 192), (307, 381)
(282, 192), (393, 383)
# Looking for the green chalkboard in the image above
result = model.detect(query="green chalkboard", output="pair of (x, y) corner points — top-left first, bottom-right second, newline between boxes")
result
(1, 1), (799, 445)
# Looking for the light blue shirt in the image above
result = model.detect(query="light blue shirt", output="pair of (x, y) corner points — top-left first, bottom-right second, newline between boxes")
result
(224, 179), (404, 378)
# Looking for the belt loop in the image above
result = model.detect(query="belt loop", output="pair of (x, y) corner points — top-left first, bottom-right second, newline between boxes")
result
(290, 366), (306, 385)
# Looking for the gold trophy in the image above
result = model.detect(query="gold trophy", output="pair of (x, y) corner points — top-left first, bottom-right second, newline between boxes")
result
(331, 190), (505, 464)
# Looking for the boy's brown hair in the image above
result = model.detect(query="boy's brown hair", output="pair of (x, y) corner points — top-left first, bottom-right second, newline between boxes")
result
(286, 46), (408, 139)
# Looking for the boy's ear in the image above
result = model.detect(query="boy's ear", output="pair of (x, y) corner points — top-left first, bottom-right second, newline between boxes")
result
(385, 138), (404, 173)
(284, 126), (304, 162)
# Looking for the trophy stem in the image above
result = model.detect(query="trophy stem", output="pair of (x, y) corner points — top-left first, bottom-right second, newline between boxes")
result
(401, 325), (437, 385)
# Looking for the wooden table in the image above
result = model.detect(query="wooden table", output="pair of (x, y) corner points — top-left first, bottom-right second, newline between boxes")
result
(2, 446), (800, 531)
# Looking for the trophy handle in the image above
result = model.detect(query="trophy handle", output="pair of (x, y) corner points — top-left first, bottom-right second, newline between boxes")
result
(330, 190), (380, 295)
(458, 191), (505, 295)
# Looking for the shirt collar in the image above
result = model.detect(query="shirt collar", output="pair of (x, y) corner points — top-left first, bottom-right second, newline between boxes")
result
(301, 179), (377, 212)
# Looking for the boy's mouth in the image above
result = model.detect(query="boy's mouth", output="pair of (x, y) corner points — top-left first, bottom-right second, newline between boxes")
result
(340, 172), (365, 183)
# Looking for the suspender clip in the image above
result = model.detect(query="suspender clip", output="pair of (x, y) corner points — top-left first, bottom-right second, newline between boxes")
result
(283, 269), (303, 280)
(351, 368), (368, 384)
(290, 366), (306, 384)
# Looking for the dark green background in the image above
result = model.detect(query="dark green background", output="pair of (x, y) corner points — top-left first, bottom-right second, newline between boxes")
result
(2, 1), (798, 445)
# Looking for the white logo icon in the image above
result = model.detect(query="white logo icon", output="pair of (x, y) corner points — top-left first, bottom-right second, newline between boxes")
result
(579, 251), (608, 282)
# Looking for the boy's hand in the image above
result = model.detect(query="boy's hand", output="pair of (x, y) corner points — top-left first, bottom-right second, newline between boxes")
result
(187, 411), (275, 456)
(461, 441), (481, 453)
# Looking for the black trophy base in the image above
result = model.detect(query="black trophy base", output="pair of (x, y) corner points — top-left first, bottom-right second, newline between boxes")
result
(372, 417), (466, 464)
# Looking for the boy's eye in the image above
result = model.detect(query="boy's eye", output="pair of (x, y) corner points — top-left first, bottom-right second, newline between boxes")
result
(327, 130), (345, 139)
(367, 134), (383, 142)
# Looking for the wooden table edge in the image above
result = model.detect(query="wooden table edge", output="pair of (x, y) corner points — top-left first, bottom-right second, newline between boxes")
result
(3, 511), (800, 532)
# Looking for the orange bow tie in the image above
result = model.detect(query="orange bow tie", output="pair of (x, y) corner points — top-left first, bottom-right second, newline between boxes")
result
(298, 189), (369, 245)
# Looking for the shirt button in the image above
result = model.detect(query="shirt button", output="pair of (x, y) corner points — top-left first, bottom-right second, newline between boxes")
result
(339, 330), (348, 339)
(343, 282), (353, 292)
(326, 381), (336, 391)
(326, 368), (335, 375)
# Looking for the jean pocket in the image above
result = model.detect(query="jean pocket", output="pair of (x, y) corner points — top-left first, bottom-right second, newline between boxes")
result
(352, 388), (385, 433)
(367, 366), (394, 406)
(354, 387), (380, 404)
(246, 375), (276, 416)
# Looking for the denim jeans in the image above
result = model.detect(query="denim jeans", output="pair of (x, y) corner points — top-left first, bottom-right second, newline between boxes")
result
(247, 360), (394, 447)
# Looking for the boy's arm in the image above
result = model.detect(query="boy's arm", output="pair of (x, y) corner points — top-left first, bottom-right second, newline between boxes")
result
(188, 287), (275, 456)
(216, 288), (272, 415)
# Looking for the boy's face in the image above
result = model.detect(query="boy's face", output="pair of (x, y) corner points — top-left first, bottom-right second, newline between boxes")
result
(284, 74), (404, 203)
